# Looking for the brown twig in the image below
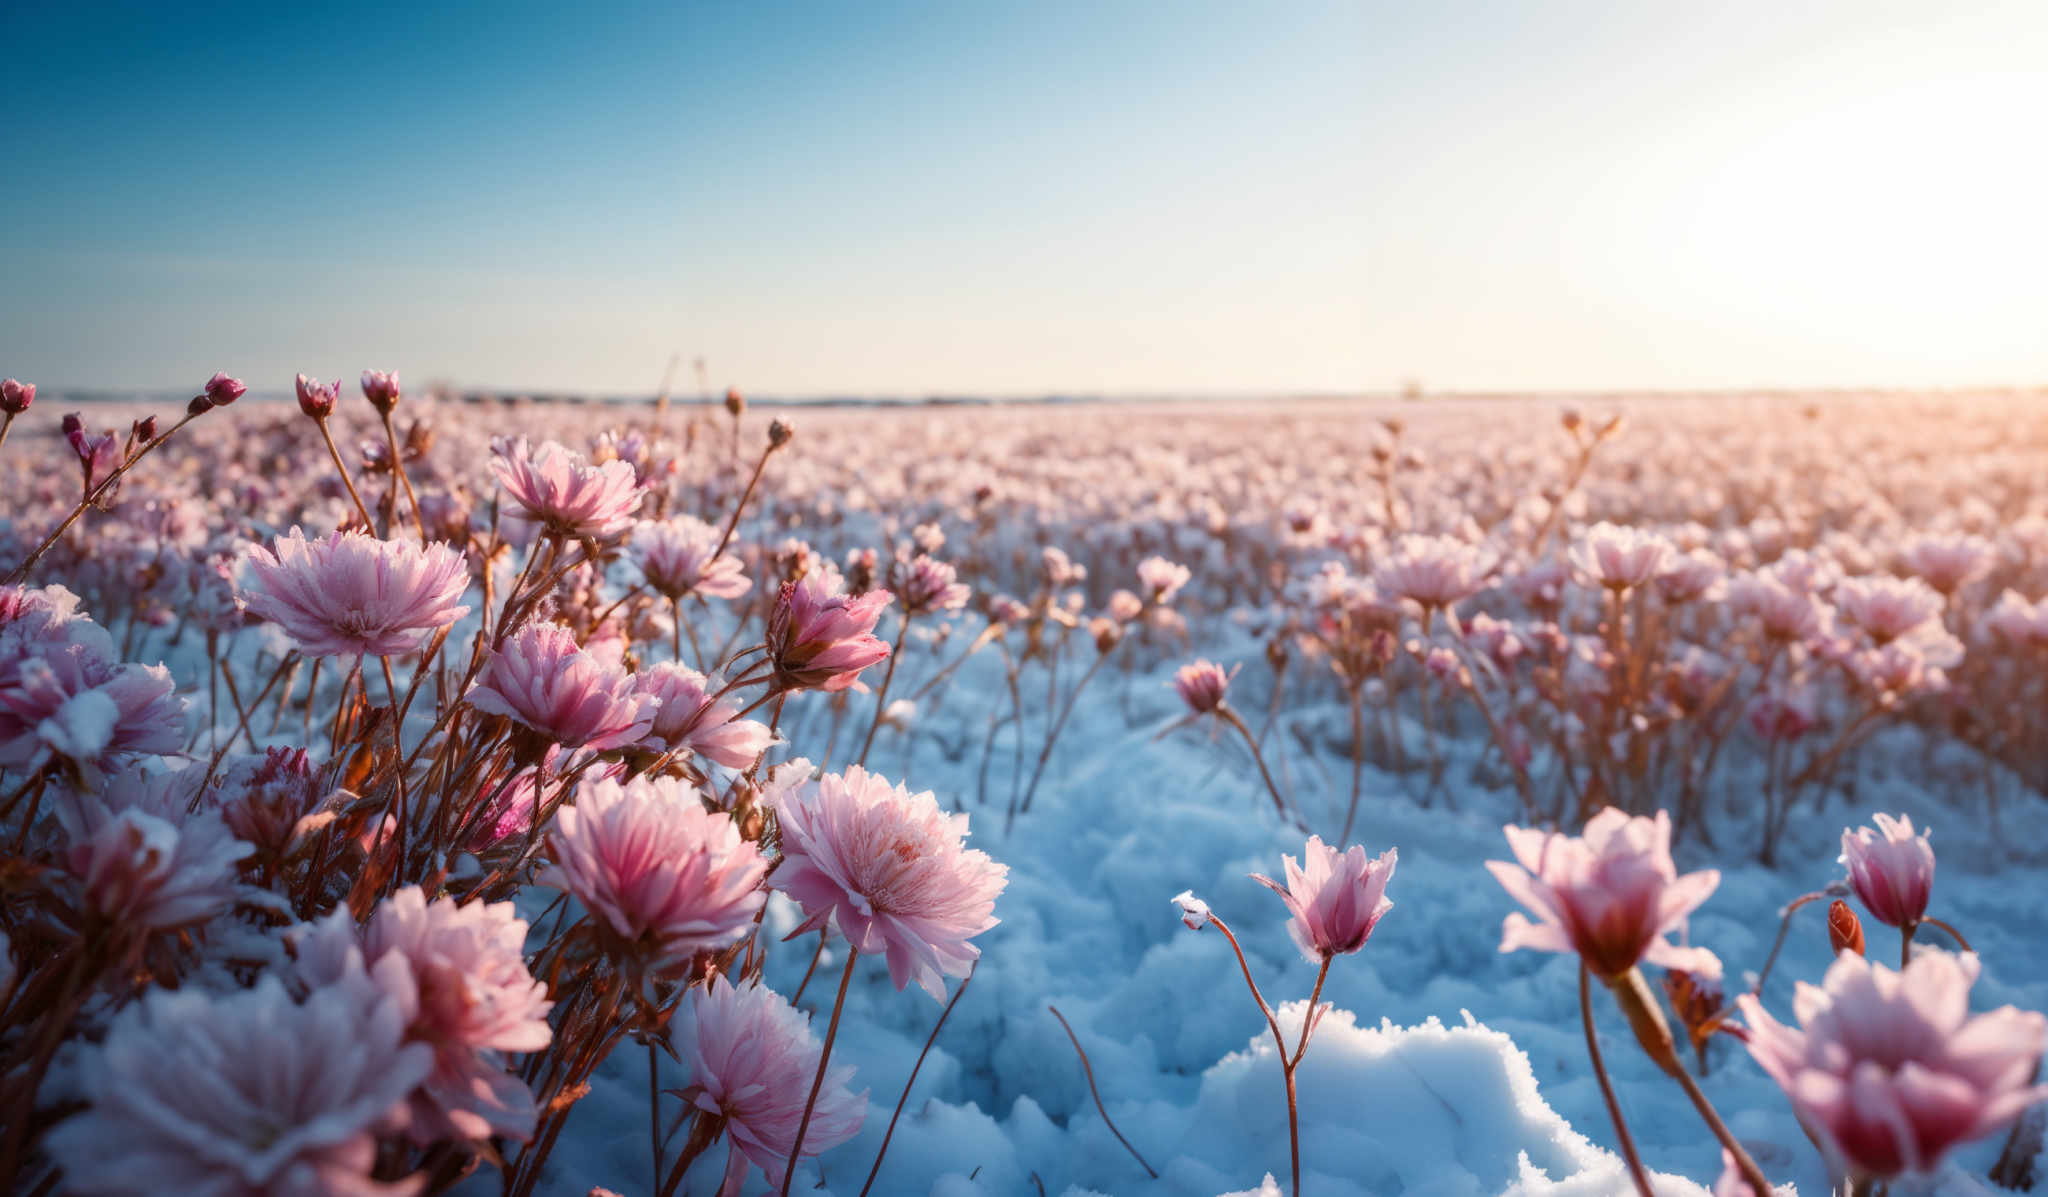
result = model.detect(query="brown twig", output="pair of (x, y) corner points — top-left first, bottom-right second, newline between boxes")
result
(1047, 1004), (1158, 1180)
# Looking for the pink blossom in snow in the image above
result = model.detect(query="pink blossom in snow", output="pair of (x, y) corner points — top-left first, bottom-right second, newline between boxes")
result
(491, 437), (645, 542)
(633, 663), (775, 769)
(765, 572), (894, 693)
(1486, 809), (1721, 980)
(1737, 950), (2048, 1181)
(241, 528), (470, 659)
(767, 762), (1007, 998)
(631, 516), (751, 601)
(1840, 813), (1935, 930)
(466, 621), (656, 751)
(1251, 835), (1397, 961)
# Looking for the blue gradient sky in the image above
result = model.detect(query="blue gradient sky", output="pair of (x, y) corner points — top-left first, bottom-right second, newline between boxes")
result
(4, 1), (2045, 395)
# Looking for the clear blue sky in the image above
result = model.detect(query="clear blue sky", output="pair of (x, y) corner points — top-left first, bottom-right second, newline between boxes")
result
(4, 1), (2045, 395)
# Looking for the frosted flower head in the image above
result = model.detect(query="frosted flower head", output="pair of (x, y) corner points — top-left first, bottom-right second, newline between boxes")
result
(1486, 809), (1721, 980)
(1985, 590), (2048, 650)
(43, 976), (431, 1197)
(1656, 548), (1727, 604)
(1374, 534), (1485, 611)
(540, 774), (768, 971)
(891, 553), (971, 615)
(360, 369), (401, 414)
(769, 763), (1007, 998)
(683, 977), (866, 1193)
(491, 438), (645, 542)
(211, 746), (331, 860)
(242, 528), (470, 659)
(467, 621), (656, 752)
(1138, 556), (1192, 604)
(1251, 835), (1397, 961)
(54, 768), (250, 931)
(1172, 659), (1234, 715)
(360, 887), (553, 1141)
(1171, 890), (1212, 930)
(0, 639), (183, 783)
(1737, 951), (2048, 1181)
(1840, 813), (1935, 929)
(1568, 522), (1673, 591)
(631, 516), (751, 601)
(1899, 533), (1995, 595)
(1836, 576), (1944, 646)
(765, 572), (894, 693)
(633, 663), (775, 770)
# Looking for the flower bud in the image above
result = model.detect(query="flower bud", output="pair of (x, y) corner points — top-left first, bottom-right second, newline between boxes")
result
(0, 378), (33, 414)
(724, 387), (745, 417)
(1827, 899), (1865, 957)
(360, 370), (401, 414)
(296, 374), (339, 420)
(203, 372), (246, 406)
(132, 415), (158, 443)
(767, 418), (793, 449)
(187, 394), (213, 416)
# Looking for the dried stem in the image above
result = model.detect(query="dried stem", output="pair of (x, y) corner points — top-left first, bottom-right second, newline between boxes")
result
(1047, 1004), (1159, 1180)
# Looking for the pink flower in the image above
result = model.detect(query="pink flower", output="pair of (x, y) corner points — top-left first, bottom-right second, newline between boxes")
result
(1374, 534), (1486, 611)
(765, 572), (894, 693)
(296, 373), (340, 419)
(682, 976), (867, 1194)
(242, 528), (471, 659)
(209, 746), (333, 861)
(1251, 835), (1397, 961)
(633, 663), (775, 770)
(1173, 659), (1234, 715)
(631, 516), (751, 600)
(1, 378), (34, 414)
(540, 775), (768, 970)
(361, 887), (553, 1141)
(1746, 686), (1818, 742)
(467, 622), (656, 751)
(1899, 533), (1995, 595)
(1138, 556), (1192, 604)
(1984, 590), (2048, 650)
(1840, 813), (1935, 929)
(490, 438), (644, 542)
(61, 413), (120, 496)
(53, 768), (250, 930)
(1737, 951), (2048, 1180)
(1567, 522), (1673, 591)
(1835, 576), (1944, 646)
(1486, 809), (1721, 979)
(1171, 890), (1213, 930)
(1107, 589), (1144, 623)
(891, 554), (971, 615)
(44, 976), (431, 1197)
(0, 640), (183, 782)
(768, 762), (1007, 997)
(360, 369), (402, 413)
(1656, 548), (1727, 604)
(1728, 573), (1833, 642)
(203, 371), (246, 407)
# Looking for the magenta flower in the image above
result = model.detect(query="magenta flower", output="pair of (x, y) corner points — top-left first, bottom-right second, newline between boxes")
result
(242, 528), (470, 659)
(210, 746), (332, 861)
(540, 775), (768, 971)
(1737, 951), (2048, 1181)
(44, 976), (431, 1197)
(765, 572), (895, 693)
(682, 976), (867, 1194)
(1251, 835), (1397, 962)
(631, 516), (751, 600)
(361, 887), (553, 1141)
(203, 371), (246, 407)
(1486, 809), (1721, 980)
(490, 438), (644, 542)
(296, 373), (341, 419)
(61, 413), (119, 497)
(768, 762), (1007, 997)
(466, 622), (656, 751)
(1, 378), (33, 414)
(1568, 522), (1674, 591)
(632, 663), (775, 770)
(1172, 659), (1234, 715)
(1840, 813), (1935, 929)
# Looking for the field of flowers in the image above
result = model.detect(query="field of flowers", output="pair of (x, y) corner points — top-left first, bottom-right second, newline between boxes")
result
(1, 374), (2044, 1197)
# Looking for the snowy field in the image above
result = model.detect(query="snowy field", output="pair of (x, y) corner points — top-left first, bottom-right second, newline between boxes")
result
(2, 382), (2045, 1196)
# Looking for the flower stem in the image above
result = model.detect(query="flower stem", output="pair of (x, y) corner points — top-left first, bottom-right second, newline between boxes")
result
(782, 946), (859, 1196)
(865, 963), (979, 1195)
(1220, 705), (1297, 827)
(316, 417), (378, 531)
(854, 610), (913, 767)
(1581, 963), (1655, 1197)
